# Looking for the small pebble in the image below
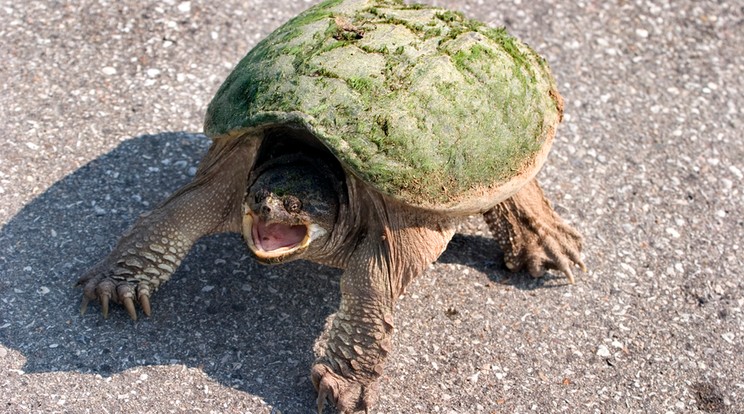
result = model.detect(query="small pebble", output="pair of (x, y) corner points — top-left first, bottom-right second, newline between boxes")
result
(729, 165), (743, 180)
(597, 344), (611, 358)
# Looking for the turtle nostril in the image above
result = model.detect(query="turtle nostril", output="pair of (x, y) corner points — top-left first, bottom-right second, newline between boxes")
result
(261, 205), (271, 215)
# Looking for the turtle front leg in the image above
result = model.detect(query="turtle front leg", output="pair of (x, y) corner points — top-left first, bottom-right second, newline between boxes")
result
(77, 138), (258, 319)
(311, 231), (396, 413)
(483, 178), (586, 283)
(311, 203), (454, 413)
(311, 289), (393, 413)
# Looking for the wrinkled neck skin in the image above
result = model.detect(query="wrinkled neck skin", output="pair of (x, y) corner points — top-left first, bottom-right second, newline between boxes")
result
(307, 175), (364, 268)
(311, 174), (455, 299)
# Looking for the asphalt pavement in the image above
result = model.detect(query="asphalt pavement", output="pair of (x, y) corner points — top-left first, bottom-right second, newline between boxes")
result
(0, 1), (742, 413)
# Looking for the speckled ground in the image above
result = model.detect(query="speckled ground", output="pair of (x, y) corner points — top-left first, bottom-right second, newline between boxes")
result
(0, 1), (742, 413)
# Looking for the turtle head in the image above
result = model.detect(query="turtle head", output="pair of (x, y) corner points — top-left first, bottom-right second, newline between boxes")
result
(243, 154), (341, 264)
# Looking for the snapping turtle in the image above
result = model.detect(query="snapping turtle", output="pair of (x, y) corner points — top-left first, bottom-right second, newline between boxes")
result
(77, 0), (585, 412)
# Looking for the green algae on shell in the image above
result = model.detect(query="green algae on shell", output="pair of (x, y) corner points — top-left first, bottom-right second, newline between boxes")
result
(204, 0), (563, 213)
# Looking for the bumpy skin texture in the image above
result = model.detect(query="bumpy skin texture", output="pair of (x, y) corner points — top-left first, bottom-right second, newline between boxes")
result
(77, 1), (586, 413)
(76, 137), (584, 413)
(307, 177), (456, 413)
(483, 179), (586, 284)
(78, 138), (260, 319)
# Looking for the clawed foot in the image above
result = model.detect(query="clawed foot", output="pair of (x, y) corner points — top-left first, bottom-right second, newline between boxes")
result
(484, 180), (586, 283)
(311, 362), (376, 414)
(499, 216), (585, 283)
(76, 261), (154, 320)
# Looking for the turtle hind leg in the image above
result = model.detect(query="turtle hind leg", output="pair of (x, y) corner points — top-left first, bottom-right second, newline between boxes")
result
(483, 179), (586, 283)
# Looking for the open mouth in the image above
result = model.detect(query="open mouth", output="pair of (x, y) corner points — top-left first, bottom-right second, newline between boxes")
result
(243, 213), (312, 259)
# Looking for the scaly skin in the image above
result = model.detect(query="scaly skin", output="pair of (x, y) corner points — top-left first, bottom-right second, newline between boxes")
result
(77, 141), (583, 413)
(310, 178), (584, 413)
(309, 178), (456, 413)
(483, 179), (586, 283)
(77, 137), (260, 319)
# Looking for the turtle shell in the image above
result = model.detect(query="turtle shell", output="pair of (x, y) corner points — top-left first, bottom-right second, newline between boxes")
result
(204, 0), (563, 214)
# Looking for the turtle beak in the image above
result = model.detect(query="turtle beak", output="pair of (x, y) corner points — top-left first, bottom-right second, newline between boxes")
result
(242, 212), (326, 263)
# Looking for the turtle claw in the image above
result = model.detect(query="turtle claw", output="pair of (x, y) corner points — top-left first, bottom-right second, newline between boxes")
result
(561, 266), (575, 285)
(516, 232), (584, 284)
(123, 297), (137, 320)
(311, 362), (374, 414)
(558, 256), (587, 285)
(100, 294), (110, 319)
(77, 263), (156, 320)
(80, 296), (90, 316)
(139, 294), (152, 317)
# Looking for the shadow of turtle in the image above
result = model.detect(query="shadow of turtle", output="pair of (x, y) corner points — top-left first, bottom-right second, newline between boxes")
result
(0, 132), (558, 412)
(0, 132), (338, 411)
(439, 232), (571, 291)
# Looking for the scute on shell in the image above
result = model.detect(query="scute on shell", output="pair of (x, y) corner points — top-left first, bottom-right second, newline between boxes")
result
(205, 0), (563, 213)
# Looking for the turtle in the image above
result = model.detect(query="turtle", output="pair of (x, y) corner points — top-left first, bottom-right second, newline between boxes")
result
(77, 0), (586, 412)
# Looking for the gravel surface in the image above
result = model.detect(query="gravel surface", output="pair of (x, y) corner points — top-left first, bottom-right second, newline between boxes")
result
(1, 1), (742, 413)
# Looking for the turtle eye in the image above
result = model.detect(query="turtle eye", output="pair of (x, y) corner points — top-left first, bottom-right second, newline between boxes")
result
(283, 196), (302, 213)
(255, 189), (270, 204)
